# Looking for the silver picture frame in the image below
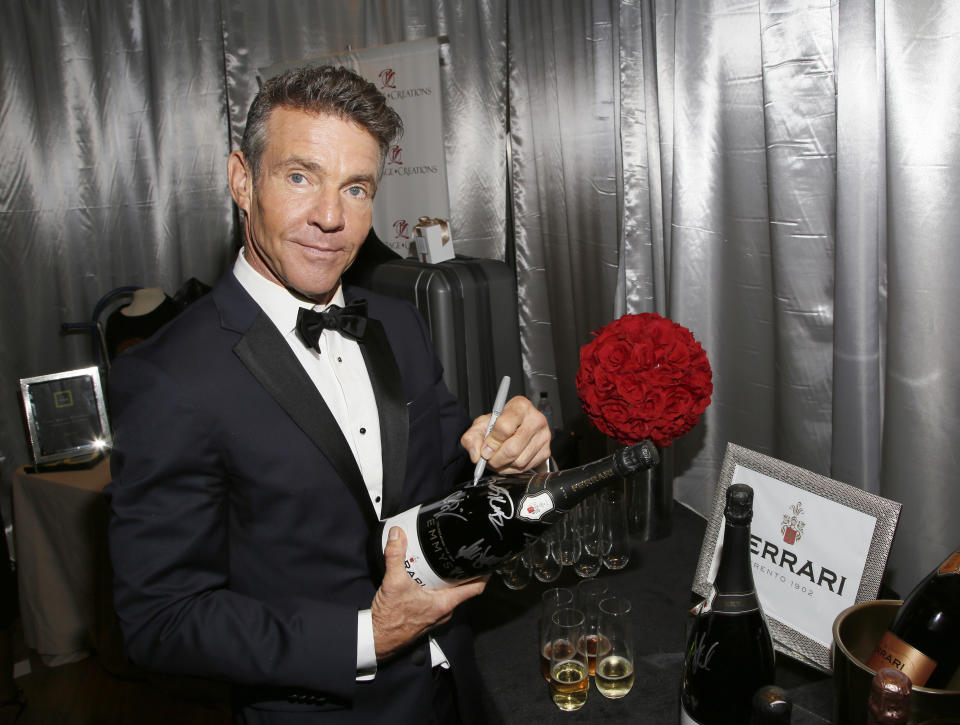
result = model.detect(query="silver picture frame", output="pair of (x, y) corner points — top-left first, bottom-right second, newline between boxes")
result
(19, 366), (112, 466)
(692, 442), (901, 673)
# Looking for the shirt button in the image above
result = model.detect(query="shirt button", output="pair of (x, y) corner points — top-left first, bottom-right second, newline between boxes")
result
(337, 356), (343, 363)
(375, 496), (381, 503)
(359, 427), (367, 434)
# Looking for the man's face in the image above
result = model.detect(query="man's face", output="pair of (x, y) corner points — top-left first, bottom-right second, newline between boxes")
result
(228, 107), (380, 303)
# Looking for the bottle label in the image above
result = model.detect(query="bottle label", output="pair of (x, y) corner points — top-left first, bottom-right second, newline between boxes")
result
(380, 506), (449, 590)
(711, 590), (760, 614)
(679, 704), (704, 725)
(866, 631), (938, 686)
(517, 490), (555, 521)
(938, 550), (960, 575)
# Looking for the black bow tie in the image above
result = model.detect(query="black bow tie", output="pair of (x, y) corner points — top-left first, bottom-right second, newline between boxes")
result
(296, 300), (368, 349)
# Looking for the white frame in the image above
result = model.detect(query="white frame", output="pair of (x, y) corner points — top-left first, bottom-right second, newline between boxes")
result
(692, 443), (901, 672)
(19, 366), (112, 466)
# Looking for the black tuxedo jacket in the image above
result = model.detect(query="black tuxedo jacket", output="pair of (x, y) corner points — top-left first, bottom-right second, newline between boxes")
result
(106, 271), (481, 724)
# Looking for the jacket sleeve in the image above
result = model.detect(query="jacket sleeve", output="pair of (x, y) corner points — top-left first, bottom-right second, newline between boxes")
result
(106, 351), (360, 702)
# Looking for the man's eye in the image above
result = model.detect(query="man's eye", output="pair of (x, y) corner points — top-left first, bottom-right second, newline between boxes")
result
(290, 173), (306, 184)
(347, 186), (367, 198)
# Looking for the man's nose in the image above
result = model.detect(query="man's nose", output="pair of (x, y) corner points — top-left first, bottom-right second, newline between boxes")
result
(309, 188), (345, 232)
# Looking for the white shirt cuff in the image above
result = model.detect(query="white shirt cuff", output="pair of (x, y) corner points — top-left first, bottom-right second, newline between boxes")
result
(356, 609), (377, 680)
(357, 610), (449, 679)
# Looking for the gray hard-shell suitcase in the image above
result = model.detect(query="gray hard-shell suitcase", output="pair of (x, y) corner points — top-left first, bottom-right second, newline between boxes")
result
(369, 257), (524, 419)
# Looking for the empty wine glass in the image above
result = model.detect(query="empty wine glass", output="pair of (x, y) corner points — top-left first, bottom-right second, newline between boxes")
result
(496, 551), (531, 590)
(531, 529), (563, 583)
(556, 517), (583, 567)
(572, 501), (602, 577)
(601, 485), (631, 571)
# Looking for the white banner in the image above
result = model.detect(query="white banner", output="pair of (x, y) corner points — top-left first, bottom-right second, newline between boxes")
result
(260, 38), (450, 255)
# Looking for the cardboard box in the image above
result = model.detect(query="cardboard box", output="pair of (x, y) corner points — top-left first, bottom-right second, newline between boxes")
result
(414, 217), (455, 263)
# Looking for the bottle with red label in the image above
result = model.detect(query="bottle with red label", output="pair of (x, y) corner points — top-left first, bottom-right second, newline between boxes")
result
(867, 545), (960, 689)
(370, 440), (659, 589)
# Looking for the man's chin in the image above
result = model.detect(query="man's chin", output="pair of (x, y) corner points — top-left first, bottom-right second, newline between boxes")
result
(285, 277), (342, 305)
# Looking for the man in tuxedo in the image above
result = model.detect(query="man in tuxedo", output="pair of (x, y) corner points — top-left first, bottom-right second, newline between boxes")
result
(106, 65), (550, 724)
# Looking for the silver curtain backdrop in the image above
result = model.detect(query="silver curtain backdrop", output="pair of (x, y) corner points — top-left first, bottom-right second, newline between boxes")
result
(1, 0), (957, 593)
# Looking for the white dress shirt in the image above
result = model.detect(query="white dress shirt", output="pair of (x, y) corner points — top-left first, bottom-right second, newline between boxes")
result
(232, 251), (448, 678)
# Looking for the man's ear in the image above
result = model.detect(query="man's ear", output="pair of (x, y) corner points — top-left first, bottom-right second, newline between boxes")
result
(227, 150), (252, 216)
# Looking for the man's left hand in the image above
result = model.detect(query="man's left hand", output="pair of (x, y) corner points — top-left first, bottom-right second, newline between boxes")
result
(461, 395), (551, 474)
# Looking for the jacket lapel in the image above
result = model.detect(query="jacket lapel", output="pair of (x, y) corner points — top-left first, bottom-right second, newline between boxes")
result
(233, 311), (378, 528)
(356, 316), (408, 518)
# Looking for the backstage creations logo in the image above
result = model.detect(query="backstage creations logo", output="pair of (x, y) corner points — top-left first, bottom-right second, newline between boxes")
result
(377, 65), (434, 100)
(393, 218), (411, 243)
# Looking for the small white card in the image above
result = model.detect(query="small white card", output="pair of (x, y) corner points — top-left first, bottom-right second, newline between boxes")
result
(693, 443), (901, 672)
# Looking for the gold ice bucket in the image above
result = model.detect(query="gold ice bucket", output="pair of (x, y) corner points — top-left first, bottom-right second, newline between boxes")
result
(832, 600), (960, 725)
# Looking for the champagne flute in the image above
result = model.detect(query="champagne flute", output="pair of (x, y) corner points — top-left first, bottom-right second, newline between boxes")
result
(540, 587), (575, 681)
(576, 578), (609, 676)
(574, 499), (603, 578)
(548, 607), (589, 711)
(496, 551), (531, 590)
(531, 529), (563, 582)
(601, 484), (631, 570)
(557, 517), (583, 566)
(596, 595), (635, 699)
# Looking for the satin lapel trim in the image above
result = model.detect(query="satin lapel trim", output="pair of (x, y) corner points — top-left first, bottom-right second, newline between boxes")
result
(358, 317), (408, 518)
(233, 313), (377, 528)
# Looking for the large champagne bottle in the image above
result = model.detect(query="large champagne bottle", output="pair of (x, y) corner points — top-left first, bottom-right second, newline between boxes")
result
(680, 484), (776, 725)
(371, 440), (659, 589)
(866, 545), (960, 689)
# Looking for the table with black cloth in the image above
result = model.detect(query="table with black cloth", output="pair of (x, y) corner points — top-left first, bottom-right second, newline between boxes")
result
(469, 501), (835, 723)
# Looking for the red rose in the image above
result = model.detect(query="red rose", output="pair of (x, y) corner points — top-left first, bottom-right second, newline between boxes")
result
(576, 313), (713, 448)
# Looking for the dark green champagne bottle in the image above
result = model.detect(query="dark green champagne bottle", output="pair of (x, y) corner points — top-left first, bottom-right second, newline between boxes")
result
(680, 484), (776, 724)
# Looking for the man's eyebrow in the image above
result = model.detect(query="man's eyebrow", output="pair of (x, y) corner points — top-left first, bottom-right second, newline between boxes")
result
(277, 156), (324, 173)
(276, 158), (376, 187)
(344, 172), (377, 187)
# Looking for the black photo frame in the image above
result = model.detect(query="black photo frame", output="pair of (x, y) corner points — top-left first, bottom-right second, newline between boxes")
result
(19, 366), (112, 466)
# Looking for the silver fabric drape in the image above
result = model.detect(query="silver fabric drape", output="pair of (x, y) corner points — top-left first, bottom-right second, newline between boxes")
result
(877, 1), (960, 586)
(0, 1), (235, 528)
(1, 0), (957, 590)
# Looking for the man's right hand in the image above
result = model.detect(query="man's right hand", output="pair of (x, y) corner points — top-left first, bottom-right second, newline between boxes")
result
(371, 526), (486, 661)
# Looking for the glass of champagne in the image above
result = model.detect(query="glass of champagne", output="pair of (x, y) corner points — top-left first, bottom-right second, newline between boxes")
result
(548, 607), (589, 711)
(576, 578), (609, 676)
(540, 587), (574, 681)
(595, 595), (635, 699)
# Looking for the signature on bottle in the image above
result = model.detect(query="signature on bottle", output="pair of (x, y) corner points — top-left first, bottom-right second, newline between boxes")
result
(485, 484), (515, 539)
(435, 490), (468, 521)
(690, 631), (719, 675)
(456, 538), (501, 570)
